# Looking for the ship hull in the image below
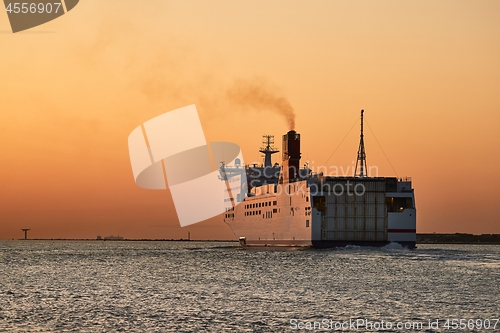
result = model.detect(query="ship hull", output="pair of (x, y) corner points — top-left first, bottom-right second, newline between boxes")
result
(311, 240), (416, 249)
(239, 239), (312, 247)
(225, 178), (416, 250)
(238, 239), (415, 249)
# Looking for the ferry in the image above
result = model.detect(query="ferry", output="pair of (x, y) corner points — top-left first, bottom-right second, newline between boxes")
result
(222, 110), (416, 248)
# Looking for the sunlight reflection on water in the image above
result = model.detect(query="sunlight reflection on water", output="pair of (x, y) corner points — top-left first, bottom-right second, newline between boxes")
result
(0, 241), (498, 332)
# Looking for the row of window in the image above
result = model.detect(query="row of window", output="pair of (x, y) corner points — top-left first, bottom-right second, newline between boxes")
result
(245, 201), (277, 209)
(244, 208), (280, 217)
(230, 212), (309, 227)
(245, 210), (261, 216)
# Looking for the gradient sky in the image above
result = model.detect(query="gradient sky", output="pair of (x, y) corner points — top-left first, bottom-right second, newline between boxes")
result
(1, 1), (499, 239)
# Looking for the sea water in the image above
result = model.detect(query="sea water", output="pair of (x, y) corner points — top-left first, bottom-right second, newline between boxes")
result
(0, 241), (498, 332)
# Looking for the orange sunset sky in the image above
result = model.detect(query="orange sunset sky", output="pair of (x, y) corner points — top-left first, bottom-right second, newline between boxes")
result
(1, 1), (499, 239)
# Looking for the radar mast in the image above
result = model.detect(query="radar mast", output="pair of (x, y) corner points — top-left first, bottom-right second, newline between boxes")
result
(259, 135), (279, 167)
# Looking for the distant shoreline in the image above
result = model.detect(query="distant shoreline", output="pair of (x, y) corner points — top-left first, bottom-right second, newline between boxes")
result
(8, 239), (238, 242)
(5, 233), (500, 244)
(417, 233), (500, 244)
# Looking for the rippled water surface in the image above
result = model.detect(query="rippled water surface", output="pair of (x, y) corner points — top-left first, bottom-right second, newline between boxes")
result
(0, 241), (498, 332)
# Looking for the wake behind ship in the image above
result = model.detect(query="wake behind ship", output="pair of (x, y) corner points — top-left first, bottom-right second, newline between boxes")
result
(222, 110), (416, 249)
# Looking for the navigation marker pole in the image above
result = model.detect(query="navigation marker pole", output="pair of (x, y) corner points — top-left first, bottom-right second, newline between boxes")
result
(21, 229), (30, 240)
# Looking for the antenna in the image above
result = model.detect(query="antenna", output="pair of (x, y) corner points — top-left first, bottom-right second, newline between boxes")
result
(354, 110), (368, 178)
(259, 135), (279, 167)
